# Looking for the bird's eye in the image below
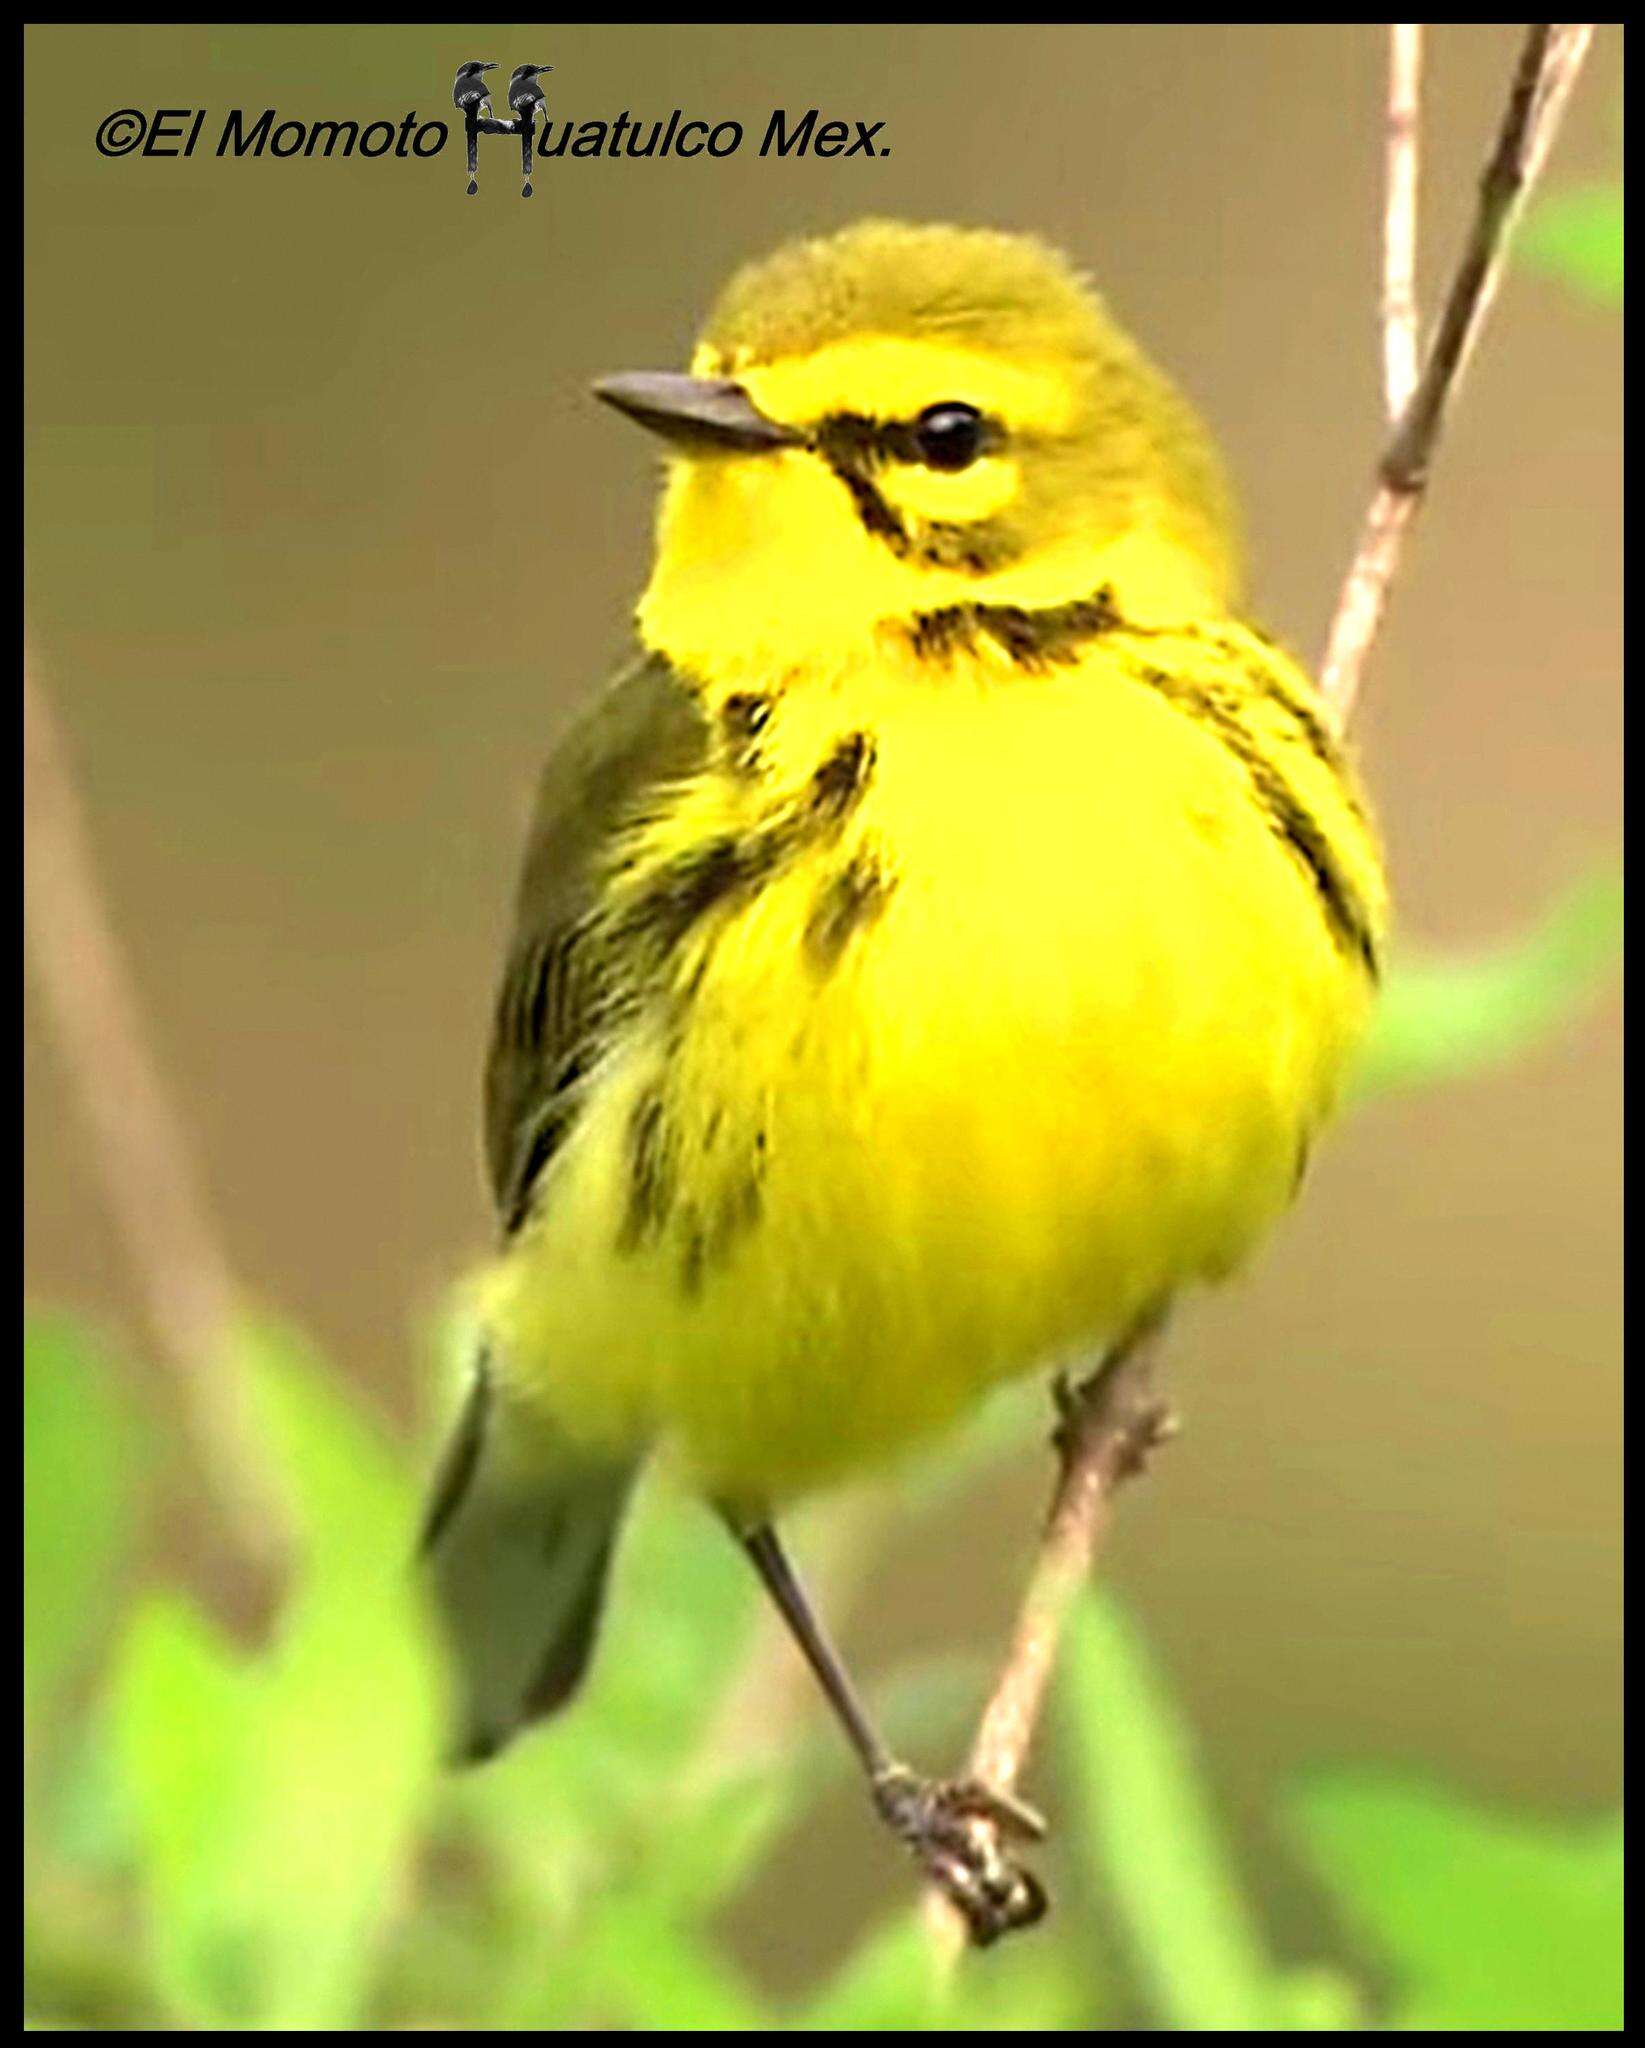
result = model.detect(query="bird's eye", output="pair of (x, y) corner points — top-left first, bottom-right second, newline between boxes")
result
(913, 402), (986, 471)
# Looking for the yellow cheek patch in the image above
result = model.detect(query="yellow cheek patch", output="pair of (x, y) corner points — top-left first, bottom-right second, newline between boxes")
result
(695, 335), (1073, 439)
(879, 455), (1020, 526)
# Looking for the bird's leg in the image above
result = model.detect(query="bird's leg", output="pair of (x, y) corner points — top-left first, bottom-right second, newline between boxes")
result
(733, 1520), (1048, 1945)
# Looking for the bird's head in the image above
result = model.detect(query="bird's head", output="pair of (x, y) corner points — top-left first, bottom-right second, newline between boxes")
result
(453, 61), (497, 108)
(595, 221), (1241, 677)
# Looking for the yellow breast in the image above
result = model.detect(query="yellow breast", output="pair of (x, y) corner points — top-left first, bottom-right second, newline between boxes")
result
(483, 624), (1384, 1512)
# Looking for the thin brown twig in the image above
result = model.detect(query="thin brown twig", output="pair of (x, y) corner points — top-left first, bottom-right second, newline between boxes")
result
(929, 19), (1595, 1961)
(958, 1335), (1174, 1811)
(1384, 26), (1425, 420)
(1322, 22), (1595, 723)
(24, 645), (289, 1586)
(924, 1327), (1175, 1963)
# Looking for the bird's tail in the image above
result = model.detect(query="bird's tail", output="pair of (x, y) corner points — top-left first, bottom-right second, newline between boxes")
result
(419, 1355), (635, 1763)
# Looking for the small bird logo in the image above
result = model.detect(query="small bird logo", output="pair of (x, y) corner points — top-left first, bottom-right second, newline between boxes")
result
(451, 59), (497, 120)
(507, 64), (552, 198)
(451, 60), (500, 196)
(452, 57), (552, 198)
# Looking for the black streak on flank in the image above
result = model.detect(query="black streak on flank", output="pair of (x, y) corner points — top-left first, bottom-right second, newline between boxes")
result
(619, 1083), (676, 1251)
(720, 692), (772, 777)
(1247, 755), (1381, 981)
(1125, 658), (1381, 980)
(611, 733), (879, 1264)
(808, 730), (876, 820)
(679, 1163), (764, 1295)
(622, 835), (763, 957)
(805, 849), (897, 971)
(1116, 616), (1370, 832)
(907, 587), (1121, 670)
(617, 730), (874, 963)
(1177, 625), (1365, 822)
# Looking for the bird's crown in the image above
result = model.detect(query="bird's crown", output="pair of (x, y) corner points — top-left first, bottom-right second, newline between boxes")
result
(697, 220), (1115, 374)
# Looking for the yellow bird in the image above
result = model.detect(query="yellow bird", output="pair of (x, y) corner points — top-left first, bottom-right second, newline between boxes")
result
(422, 219), (1387, 1940)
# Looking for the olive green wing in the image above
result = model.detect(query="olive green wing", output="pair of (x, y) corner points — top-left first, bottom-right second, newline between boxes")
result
(420, 652), (706, 1763)
(484, 649), (709, 1234)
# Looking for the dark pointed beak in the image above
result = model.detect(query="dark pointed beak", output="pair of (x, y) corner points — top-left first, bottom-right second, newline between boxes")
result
(592, 373), (804, 455)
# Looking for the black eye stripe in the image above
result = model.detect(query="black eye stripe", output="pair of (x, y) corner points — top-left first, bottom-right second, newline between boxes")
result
(812, 408), (1003, 472)
(812, 413), (922, 468)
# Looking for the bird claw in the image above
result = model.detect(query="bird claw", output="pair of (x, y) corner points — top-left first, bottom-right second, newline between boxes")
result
(1050, 1368), (1082, 1460)
(872, 1765), (1048, 1946)
(1050, 1355), (1178, 1478)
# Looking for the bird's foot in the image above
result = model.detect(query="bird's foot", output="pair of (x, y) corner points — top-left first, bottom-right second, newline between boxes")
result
(1050, 1367), (1083, 1463)
(1050, 1353), (1178, 1478)
(871, 1764), (1048, 1946)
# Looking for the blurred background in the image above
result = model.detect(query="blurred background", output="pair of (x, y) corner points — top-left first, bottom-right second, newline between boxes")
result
(25, 23), (1621, 2031)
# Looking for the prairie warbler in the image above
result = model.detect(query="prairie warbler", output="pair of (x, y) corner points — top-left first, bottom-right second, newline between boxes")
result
(422, 220), (1386, 1939)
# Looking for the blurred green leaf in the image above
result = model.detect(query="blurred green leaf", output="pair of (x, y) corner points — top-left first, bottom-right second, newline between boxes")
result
(235, 1318), (444, 2029)
(1290, 1773), (1623, 2029)
(952, 1942), (1102, 2033)
(1523, 182), (1624, 306)
(434, 1467), (788, 2022)
(647, 1765), (801, 1920)
(578, 1895), (773, 2031)
(801, 1907), (1091, 2031)
(874, 1645), (991, 1760)
(1061, 1594), (1304, 2030)
(450, 1468), (764, 1915)
(109, 1594), (263, 2027)
(24, 1313), (143, 1730)
(1266, 1963), (1365, 2031)
(798, 1913), (955, 2031)
(593, 1469), (761, 1769)
(110, 1320), (442, 2029)
(36, 1711), (137, 1885)
(1354, 869), (1622, 1099)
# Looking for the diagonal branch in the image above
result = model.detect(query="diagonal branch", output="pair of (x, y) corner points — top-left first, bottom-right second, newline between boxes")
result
(1322, 22), (1595, 725)
(24, 645), (288, 1588)
(929, 20), (1595, 1961)
(950, 1330), (1175, 1813)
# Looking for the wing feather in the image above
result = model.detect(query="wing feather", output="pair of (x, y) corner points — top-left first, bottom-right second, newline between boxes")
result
(483, 651), (709, 1232)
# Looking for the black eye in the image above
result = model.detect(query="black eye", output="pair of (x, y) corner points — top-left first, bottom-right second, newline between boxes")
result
(913, 401), (985, 471)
